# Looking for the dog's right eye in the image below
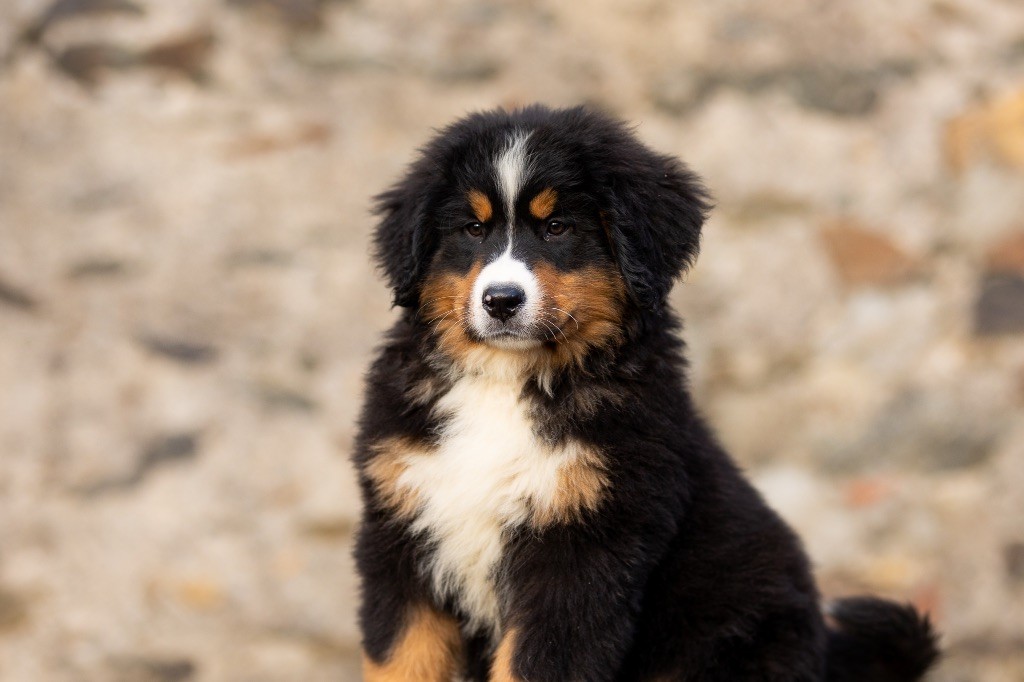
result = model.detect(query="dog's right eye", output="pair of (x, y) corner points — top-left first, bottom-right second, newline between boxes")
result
(464, 222), (485, 238)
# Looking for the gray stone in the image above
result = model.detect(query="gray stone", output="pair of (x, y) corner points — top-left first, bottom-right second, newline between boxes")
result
(0, 276), (39, 312)
(137, 335), (219, 365)
(975, 273), (1024, 336)
(78, 432), (200, 496)
(1005, 542), (1024, 584)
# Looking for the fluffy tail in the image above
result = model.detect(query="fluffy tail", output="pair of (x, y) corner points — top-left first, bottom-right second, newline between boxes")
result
(825, 597), (939, 682)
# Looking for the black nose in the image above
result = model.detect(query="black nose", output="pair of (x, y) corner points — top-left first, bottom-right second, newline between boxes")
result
(482, 284), (525, 321)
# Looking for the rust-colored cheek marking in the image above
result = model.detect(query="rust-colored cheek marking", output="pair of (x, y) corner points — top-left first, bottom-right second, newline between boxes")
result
(529, 187), (558, 219)
(533, 262), (627, 368)
(468, 189), (493, 223)
(490, 629), (521, 682)
(420, 262), (483, 362)
(363, 605), (462, 682)
(365, 437), (430, 520)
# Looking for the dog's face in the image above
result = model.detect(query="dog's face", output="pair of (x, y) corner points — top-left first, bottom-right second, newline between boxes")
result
(374, 106), (711, 368)
(418, 131), (629, 365)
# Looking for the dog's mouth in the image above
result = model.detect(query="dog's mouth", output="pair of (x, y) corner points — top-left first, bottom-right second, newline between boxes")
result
(471, 323), (555, 350)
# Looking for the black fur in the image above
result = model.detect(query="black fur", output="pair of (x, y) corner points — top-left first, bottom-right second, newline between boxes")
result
(825, 598), (940, 682)
(354, 104), (939, 681)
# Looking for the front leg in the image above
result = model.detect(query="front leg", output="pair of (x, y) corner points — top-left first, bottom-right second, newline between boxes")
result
(491, 524), (655, 682)
(356, 512), (463, 681)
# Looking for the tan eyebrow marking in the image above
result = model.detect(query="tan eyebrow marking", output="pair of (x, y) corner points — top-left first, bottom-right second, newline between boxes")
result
(529, 188), (558, 220)
(467, 189), (493, 222)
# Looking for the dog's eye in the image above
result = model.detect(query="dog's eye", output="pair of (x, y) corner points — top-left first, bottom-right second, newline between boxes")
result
(464, 222), (485, 238)
(544, 220), (568, 239)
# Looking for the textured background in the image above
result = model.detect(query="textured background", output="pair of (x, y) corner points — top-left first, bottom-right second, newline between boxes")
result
(1, 1), (1024, 680)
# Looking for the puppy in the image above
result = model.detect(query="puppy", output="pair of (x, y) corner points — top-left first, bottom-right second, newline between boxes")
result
(353, 105), (939, 681)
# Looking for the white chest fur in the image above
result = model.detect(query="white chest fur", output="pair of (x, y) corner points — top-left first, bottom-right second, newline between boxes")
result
(396, 372), (568, 633)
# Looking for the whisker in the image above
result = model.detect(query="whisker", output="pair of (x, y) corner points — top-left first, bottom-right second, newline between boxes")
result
(438, 308), (467, 347)
(537, 318), (561, 342)
(423, 301), (464, 325)
(427, 309), (456, 326)
(549, 307), (580, 331)
(420, 294), (462, 308)
(537, 312), (569, 343)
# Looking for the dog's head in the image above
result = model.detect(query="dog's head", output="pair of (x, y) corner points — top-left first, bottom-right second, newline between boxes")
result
(374, 105), (711, 368)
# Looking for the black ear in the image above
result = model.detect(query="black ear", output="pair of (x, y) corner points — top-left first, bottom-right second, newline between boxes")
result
(600, 145), (712, 311)
(372, 164), (439, 308)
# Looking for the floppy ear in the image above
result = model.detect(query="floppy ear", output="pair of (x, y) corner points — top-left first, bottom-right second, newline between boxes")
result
(372, 166), (439, 308)
(600, 149), (712, 311)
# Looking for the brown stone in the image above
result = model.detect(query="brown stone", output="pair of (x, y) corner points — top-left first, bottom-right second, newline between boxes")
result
(139, 31), (215, 81)
(985, 232), (1024, 276)
(844, 477), (895, 509)
(0, 587), (30, 633)
(174, 579), (225, 611)
(820, 222), (918, 287)
(224, 121), (332, 159)
(945, 89), (1024, 173)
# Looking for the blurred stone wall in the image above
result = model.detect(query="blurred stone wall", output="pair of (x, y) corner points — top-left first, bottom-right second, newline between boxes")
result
(1, 1), (1023, 680)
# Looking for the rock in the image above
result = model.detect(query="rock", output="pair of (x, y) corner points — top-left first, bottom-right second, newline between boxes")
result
(138, 433), (199, 470)
(787, 64), (887, 117)
(79, 432), (200, 496)
(137, 335), (219, 365)
(720, 191), (812, 224)
(20, 0), (145, 45)
(224, 249), (294, 269)
(425, 57), (502, 83)
(300, 516), (354, 541)
(172, 578), (225, 611)
(0, 587), (31, 633)
(139, 30), (215, 82)
(985, 232), (1024, 276)
(226, 0), (324, 31)
(820, 222), (919, 288)
(974, 272), (1024, 336)
(256, 382), (318, 413)
(651, 60), (917, 118)
(823, 387), (1005, 473)
(1005, 542), (1024, 583)
(54, 43), (135, 84)
(52, 30), (214, 84)
(107, 656), (197, 682)
(65, 258), (130, 280)
(844, 477), (897, 509)
(649, 72), (709, 117)
(945, 89), (1024, 173)
(223, 121), (332, 159)
(0, 275), (40, 312)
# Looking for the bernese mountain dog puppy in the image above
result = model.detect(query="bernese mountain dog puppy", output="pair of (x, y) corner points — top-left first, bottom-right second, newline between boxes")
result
(353, 105), (939, 681)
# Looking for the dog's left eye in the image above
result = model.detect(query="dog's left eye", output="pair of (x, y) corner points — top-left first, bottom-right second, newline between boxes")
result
(544, 220), (568, 239)
(464, 222), (485, 238)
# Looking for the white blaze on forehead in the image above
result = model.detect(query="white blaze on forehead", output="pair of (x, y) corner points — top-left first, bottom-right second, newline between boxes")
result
(494, 130), (533, 225)
(468, 130), (538, 345)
